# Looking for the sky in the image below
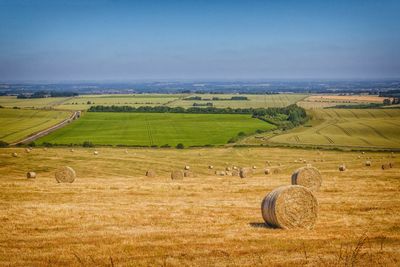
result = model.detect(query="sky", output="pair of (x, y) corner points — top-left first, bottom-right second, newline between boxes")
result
(0, 0), (399, 81)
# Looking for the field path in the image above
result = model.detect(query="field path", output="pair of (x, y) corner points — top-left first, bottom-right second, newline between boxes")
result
(10, 111), (80, 145)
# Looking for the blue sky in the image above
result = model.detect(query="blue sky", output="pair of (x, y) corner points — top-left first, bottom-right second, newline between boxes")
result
(0, 0), (399, 81)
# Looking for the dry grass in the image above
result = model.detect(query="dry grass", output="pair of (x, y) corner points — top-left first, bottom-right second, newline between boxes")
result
(0, 147), (399, 266)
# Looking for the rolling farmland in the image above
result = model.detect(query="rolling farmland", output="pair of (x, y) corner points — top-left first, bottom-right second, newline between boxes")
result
(244, 109), (400, 149)
(0, 96), (71, 109)
(38, 112), (276, 146)
(0, 108), (72, 143)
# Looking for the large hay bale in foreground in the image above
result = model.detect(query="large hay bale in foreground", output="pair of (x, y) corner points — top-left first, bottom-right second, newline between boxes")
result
(146, 169), (156, 178)
(239, 167), (252, 178)
(55, 166), (76, 183)
(261, 185), (318, 229)
(27, 172), (36, 179)
(171, 170), (184, 180)
(291, 166), (322, 192)
(339, 165), (346, 171)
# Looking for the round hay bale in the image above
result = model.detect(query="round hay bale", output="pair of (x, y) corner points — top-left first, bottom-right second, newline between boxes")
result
(70, 149), (74, 152)
(27, 172), (36, 179)
(233, 166), (238, 170)
(261, 185), (318, 229)
(226, 166), (232, 171)
(94, 151), (98, 155)
(44, 147), (48, 151)
(12, 152), (18, 157)
(208, 165), (214, 169)
(184, 165), (190, 170)
(171, 170), (184, 180)
(239, 167), (252, 178)
(339, 165), (346, 171)
(146, 169), (156, 178)
(25, 148), (30, 153)
(291, 166), (322, 192)
(55, 166), (76, 183)
(362, 152), (365, 154)
(365, 161), (371, 167)
(252, 165), (257, 169)
(264, 168), (270, 175)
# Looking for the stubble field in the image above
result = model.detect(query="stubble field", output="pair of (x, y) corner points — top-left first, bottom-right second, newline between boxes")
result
(0, 147), (399, 266)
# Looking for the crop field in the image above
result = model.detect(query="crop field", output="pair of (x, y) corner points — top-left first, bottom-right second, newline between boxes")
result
(0, 96), (71, 109)
(298, 94), (387, 109)
(243, 109), (400, 149)
(55, 94), (183, 110)
(170, 94), (308, 109)
(37, 112), (275, 146)
(0, 147), (399, 266)
(0, 108), (72, 144)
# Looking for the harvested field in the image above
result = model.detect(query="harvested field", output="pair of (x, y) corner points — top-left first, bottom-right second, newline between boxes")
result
(0, 147), (399, 266)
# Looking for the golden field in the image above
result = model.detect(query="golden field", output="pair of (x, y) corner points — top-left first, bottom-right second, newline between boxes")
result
(0, 147), (399, 266)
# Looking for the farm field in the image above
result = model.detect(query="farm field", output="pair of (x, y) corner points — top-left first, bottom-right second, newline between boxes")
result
(0, 108), (72, 144)
(55, 94), (183, 110)
(170, 94), (308, 109)
(37, 112), (276, 146)
(242, 109), (400, 149)
(298, 94), (387, 109)
(0, 147), (399, 266)
(0, 96), (71, 109)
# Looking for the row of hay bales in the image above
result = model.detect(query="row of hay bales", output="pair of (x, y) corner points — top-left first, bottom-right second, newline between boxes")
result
(26, 166), (76, 183)
(261, 166), (321, 229)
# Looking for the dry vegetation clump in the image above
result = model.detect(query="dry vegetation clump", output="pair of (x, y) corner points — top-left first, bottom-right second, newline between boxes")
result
(239, 167), (252, 178)
(291, 166), (322, 192)
(183, 170), (194, 178)
(145, 169), (156, 178)
(55, 166), (76, 183)
(339, 164), (346, 171)
(261, 185), (318, 229)
(171, 170), (184, 180)
(26, 172), (36, 179)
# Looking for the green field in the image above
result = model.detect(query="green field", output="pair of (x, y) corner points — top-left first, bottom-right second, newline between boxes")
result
(0, 108), (72, 143)
(38, 112), (276, 146)
(0, 96), (71, 109)
(243, 108), (400, 149)
(170, 94), (307, 109)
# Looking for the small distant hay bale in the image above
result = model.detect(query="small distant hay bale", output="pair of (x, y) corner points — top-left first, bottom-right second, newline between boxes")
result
(146, 169), (156, 178)
(26, 172), (36, 179)
(273, 168), (281, 174)
(171, 170), (184, 180)
(226, 166), (232, 171)
(55, 166), (76, 183)
(365, 161), (371, 167)
(231, 170), (239, 176)
(125, 149), (128, 154)
(239, 167), (252, 178)
(70, 149), (74, 152)
(362, 152), (365, 154)
(261, 185), (318, 229)
(291, 166), (322, 192)
(25, 148), (30, 153)
(184, 170), (194, 177)
(339, 165), (346, 171)
(12, 152), (18, 157)
(357, 156), (361, 159)
(184, 165), (190, 170)
(233, 166), (238, 170)
(264, 169), (270, 175)
(208, 165), (214, 169)
(391, 152), (395, 158)
(225, 171), (233, 176)
(94, 151), (98, 155)
(252, 165), (257, 169)
(43, 147), (48, 151)
(278, 163), (282, 166)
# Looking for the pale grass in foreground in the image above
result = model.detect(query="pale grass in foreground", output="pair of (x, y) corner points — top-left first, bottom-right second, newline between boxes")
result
(0, 147), (399, 266)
